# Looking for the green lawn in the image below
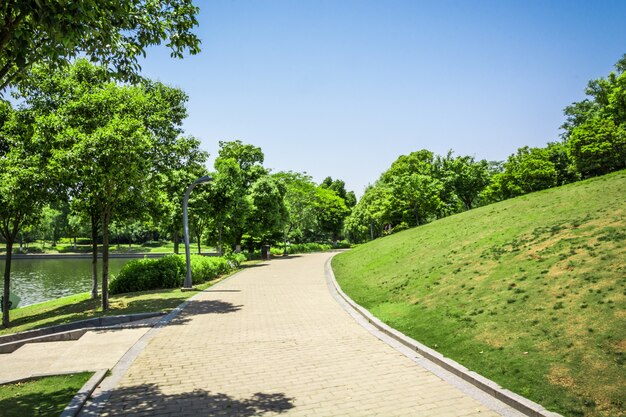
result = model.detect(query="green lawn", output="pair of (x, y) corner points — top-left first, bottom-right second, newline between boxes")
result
(0, 274), (235, 336)
(332, 170), (625, 417)
(0, 372), (93, 417)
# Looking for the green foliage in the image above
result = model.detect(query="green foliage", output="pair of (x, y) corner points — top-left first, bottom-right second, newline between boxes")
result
(0, 0), (201, 91)
(333, 170), (626, 417)
(269, 241), (351, 255)
(562, 54), (626, 178)
(484, 146), (559, 201)
(314, 187), (350, 241)
(109, 255), (184, 294)
(109, 253), (245, 295)
(568, 117), (626, 177)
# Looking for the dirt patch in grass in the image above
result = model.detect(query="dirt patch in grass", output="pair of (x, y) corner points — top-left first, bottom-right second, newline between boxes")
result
(548, 365), (576, 389)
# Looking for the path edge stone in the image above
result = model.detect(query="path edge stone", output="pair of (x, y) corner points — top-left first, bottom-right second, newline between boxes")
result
(324, 254), (563, 417)
(60, 369), (108, 417)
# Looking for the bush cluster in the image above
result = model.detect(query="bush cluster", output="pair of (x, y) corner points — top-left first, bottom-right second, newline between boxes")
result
(268, 241), (350, 256)
(109, 253), (246, 295)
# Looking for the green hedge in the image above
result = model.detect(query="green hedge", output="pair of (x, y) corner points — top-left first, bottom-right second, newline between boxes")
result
(109, 253), (246, 295)
(269, 241), (351, 256)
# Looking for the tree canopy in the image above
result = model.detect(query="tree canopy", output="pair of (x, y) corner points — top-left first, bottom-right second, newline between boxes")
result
(0, 0), (201, 91)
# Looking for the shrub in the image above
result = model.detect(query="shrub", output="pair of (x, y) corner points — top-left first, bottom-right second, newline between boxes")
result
(109, 253), (243, 295)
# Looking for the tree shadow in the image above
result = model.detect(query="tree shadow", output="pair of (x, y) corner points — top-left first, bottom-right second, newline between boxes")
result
(240, 263), (268, 269)
(271, 255), (302, 260)
(168, 299), (242, 325)
(97, 383), (295, 416)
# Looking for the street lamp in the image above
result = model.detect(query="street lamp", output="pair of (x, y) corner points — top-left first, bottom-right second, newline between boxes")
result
(182, 175), (213, 290)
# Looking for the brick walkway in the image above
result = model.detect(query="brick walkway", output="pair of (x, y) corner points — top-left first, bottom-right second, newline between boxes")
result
(97, 252), (513, 417)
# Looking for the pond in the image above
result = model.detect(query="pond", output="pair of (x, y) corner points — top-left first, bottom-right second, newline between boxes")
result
(0, 258), (132, 308)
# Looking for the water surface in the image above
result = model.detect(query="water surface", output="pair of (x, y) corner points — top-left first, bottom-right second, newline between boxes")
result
(1, 258), (131, 307)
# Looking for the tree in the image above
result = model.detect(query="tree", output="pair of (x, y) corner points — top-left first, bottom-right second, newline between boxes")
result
(381, 150), (443, 226)
(213, 141), (268, 249)
(568, 117), (626, 177)
(562, 54), (626, 177)
(157, 136), (209, 254)
(273, 171), (318, 244)
(320, 176), (357, 209)
(344, 183), (393, 243)
(484, 146), (558, 201)
(0, 0), (201, 91)
(18, 60), (194, 307)
(248, 176), (288, 243)
(447, 155), (491, 210)
(0, 104), (54, 327)
(314, 187), (350, 242)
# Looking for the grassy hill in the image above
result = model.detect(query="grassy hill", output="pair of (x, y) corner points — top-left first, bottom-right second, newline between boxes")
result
(332, 170), (625, 417)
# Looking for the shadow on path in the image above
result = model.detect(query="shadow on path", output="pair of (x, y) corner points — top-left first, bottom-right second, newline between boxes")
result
(168, 299), (243, 326)
(99, 384), (295, 417)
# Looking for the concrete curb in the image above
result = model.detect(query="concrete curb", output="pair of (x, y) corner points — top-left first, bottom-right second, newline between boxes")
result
(324, 255), (563, 417)
(0, 312), (165, 354)
(60, 369), (108, 417)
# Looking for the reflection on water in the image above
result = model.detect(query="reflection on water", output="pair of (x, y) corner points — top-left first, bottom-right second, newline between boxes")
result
(0, 258), (131, 308)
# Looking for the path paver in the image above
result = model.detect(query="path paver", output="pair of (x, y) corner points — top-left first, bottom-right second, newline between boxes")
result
(0, 327), (149, 383)
(96, 252), (520, 417)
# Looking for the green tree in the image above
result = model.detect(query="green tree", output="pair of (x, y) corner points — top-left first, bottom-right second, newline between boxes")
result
(314, 187), (350, 242)
(18, 60), (194, 306)
(484, 146), (558, 201)
(344, 183), (393, 243)
(213, 140), (268, 249)
(157, 136), (209, 254)
(248, 176), (288, 243)
(273, 171), (318, 244)
(447, 155), (491, 210)
(0, 0), (200, 91)
(382, 150), (443, 226)
(568, 117), (626, 177)
(0, 105), (54, 327)
(562, 54), (626, 177)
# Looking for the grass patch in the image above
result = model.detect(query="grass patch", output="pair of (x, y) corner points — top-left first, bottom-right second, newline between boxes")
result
(0, 372), (93, 417)
(332, 170), (626, 417)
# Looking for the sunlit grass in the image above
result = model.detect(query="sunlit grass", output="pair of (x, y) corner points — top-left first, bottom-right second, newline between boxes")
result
(0, 372), (93, 417)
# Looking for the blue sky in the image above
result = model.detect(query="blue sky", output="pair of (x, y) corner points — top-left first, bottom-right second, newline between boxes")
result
(138, 0), (626, 197)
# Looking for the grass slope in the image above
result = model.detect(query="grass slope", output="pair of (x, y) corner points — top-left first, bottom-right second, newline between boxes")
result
(332, 170), (625, 417)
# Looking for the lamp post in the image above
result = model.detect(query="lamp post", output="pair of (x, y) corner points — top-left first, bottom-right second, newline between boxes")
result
(182, 175), (213, 290)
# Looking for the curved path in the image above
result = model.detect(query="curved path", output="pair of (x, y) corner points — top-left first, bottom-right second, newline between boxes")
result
(90, 252), (522, 417)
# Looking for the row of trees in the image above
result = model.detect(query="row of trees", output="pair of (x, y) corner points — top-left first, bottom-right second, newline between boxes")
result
(1, 61), (356, 327)
(346, 54), (626, 242)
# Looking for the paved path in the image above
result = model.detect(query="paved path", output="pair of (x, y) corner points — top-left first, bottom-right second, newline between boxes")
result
(91, 252), (520, 417)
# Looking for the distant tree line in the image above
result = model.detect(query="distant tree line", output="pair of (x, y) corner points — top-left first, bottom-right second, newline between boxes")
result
(345, 54), (626, 243)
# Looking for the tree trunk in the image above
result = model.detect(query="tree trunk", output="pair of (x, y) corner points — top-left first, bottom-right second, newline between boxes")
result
(173, 229), (179, 254)
(73, 236), (77, 251)
(2, 240), (14, 328)
(101, 210), (111, 311)
(414, 206), (420, 226)
(91, 214), (99, 299)
(218, 222), (223, 256)
(196, 231), (201, 254)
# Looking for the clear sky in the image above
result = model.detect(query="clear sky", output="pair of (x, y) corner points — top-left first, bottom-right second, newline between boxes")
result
(138, 0), (626, 197)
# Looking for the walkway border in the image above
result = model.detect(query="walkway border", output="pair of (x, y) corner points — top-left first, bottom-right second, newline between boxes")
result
(324, 255), (562, 417)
